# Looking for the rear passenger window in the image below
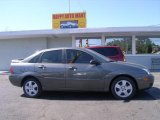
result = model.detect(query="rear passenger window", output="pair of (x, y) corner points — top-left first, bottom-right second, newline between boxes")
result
(29, 53), (42, 63)
(40, 50), (63, 63)
(90, 48), (118, 56)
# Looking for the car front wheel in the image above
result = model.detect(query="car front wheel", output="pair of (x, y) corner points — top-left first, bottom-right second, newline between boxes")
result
(23, 78), (42, 98)
(111, 77), (136, 100)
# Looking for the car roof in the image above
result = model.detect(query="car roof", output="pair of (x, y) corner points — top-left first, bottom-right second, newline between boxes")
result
(23, 47), (111, 63)
(39, 47), (88, 52)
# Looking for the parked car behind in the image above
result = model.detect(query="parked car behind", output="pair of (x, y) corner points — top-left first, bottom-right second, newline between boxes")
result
(87, 46), (125, 61)
(9, 48), (154, 100)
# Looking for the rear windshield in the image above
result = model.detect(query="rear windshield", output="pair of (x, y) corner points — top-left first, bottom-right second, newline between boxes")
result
(89, 47), (119, 56)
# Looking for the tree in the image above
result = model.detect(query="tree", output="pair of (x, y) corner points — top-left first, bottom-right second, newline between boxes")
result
(106, 37), (156, 54)
(136, 37), (153, 54)
(106, 37), (132, 54)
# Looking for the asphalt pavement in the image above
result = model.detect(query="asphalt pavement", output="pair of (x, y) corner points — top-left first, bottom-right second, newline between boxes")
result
(0, 73), (160, 120)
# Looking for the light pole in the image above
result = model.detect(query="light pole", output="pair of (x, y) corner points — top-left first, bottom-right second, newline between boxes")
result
(69, 0), (70, 13)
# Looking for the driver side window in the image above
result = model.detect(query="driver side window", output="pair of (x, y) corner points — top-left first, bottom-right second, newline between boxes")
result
(66, 49), (93, 64)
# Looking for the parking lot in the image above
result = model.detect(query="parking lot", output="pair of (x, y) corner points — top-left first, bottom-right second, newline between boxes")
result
(0, 73), (160, 120)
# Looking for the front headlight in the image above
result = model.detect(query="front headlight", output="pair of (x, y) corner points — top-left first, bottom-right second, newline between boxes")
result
(143, 68), (151, 75)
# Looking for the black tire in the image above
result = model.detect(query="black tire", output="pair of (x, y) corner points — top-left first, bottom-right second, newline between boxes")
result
(111, 76), (136, 100)
(23, 78), (42, 98)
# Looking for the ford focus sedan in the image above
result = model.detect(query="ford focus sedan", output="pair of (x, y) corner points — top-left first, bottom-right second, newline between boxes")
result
(9, 48), (154, 100)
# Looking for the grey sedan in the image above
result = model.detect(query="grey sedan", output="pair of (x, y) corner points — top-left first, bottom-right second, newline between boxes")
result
(9, 48), (154, 100)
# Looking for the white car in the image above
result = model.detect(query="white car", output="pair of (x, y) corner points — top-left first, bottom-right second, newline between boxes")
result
(60, 22), (78, 28)
(155, 51), (160, 54)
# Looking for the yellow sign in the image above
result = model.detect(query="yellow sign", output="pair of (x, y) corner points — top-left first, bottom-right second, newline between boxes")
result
(52, 12), (86, 29)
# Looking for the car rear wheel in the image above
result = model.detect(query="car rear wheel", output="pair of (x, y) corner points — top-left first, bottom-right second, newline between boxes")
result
(23, 78), (42, 98)
(111, 77), (136, 100)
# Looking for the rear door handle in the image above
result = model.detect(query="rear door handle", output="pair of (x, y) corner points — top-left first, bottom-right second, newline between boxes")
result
(68, 66), (77, 71)
(38, 65), (46, 69)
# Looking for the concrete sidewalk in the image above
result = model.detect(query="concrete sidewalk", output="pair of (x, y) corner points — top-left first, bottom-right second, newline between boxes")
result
(0, 71), (9, 75)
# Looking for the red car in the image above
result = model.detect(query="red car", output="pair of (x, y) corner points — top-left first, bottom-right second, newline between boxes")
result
(87, 46), (125, 61)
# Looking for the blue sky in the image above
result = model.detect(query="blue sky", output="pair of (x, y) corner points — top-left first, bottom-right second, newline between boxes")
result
(0, 0), (160, 31)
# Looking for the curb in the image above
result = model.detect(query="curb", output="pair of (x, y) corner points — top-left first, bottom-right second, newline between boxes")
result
(0, 71), (9, 75)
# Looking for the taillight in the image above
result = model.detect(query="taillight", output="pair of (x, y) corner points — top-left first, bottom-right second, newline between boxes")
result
(9, 67), (14, 74)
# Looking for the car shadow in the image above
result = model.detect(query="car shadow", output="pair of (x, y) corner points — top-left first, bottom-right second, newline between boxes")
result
(21, 87), (160, 102)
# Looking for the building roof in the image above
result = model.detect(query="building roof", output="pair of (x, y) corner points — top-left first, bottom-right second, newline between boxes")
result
(0, 26), (160, 39)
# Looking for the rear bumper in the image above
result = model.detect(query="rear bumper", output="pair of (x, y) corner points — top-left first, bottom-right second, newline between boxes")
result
(9, 74), (22, 87)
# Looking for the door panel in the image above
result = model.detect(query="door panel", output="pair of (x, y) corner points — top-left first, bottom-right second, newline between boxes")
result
(35, 63), (65, 90)
(65, 49), (105, 90)
(66, 64), (104, 90)
(34, 49), (65, 90)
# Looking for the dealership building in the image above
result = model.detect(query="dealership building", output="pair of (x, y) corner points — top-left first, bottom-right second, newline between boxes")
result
(0, 26), (160, 71)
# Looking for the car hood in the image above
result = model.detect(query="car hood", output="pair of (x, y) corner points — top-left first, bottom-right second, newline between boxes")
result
(102, 61), (148, 74)
(115, 61), (147, 69)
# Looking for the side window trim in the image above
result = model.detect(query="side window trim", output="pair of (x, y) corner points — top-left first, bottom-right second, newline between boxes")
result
(39, 51), (46, 63)
(61, 49), (65, 64)
(28, 52), (43, 63)
(36, 52), (44, 63)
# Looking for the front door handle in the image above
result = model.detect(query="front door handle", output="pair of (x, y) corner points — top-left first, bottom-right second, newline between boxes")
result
(68, 66), (77, 71)
(38, 65), (46, 70)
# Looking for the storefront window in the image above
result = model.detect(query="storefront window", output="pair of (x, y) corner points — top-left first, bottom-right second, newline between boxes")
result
(76, 38), (101, 48)
(136, 37), (160, 54)
(106, 37), (132, 54)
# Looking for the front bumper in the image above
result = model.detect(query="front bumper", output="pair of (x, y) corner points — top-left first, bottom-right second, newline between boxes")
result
(137, 74), (154, 90)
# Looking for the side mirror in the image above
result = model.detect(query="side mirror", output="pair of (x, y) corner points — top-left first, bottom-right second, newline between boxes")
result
(90, 59), (100, 65)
